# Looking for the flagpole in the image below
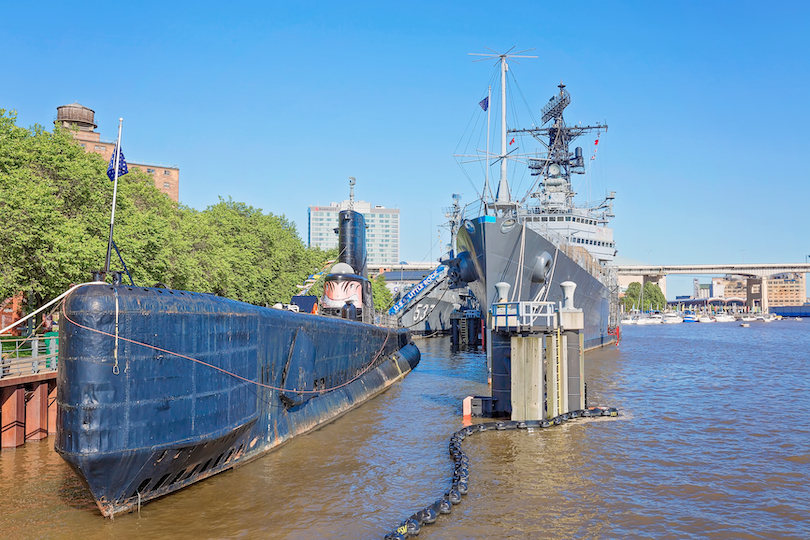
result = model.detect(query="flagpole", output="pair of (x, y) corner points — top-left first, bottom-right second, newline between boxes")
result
(104, 118), (124, 276)
(485, 85), (491, 214)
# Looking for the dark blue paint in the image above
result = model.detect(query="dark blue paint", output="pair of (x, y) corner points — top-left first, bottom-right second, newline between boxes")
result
(56, 284), (419, 516)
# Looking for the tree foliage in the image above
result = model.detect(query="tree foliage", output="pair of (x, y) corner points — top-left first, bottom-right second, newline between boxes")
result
(371, 274), (393, 312)
(0, 110), (333, 307)
(621, 281), (667, 312)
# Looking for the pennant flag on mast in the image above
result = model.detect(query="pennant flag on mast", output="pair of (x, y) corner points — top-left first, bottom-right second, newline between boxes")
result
(478, 96), (489, 111)
(107, 148), (129, 182)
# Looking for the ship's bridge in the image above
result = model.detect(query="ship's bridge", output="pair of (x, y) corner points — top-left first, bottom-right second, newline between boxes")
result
(518, 209), (616, 263)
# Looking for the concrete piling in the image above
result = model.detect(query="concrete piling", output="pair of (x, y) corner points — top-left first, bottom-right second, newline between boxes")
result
(482, 280), (585, 422)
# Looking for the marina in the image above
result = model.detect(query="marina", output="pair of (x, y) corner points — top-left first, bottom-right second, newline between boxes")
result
(2, 324), (809, 538)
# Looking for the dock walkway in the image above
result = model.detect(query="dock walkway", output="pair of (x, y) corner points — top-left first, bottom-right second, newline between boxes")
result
(1, 334), (58, 448)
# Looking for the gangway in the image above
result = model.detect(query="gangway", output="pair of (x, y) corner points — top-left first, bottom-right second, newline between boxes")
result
(388, 265), (448, 317)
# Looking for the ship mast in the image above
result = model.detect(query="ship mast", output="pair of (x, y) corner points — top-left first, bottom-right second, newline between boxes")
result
(469, 47), (537, 214)
(497, 57), (508, 204)
(509, 83), (607, 214)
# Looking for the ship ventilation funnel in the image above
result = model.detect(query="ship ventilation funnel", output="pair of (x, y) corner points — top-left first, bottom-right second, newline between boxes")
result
(560, 281), (577, 310)
(495, 282), (511, 303)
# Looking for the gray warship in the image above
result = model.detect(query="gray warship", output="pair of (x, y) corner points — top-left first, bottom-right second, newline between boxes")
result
(446, 49), (619, 365)
(388, 195), (476, 337)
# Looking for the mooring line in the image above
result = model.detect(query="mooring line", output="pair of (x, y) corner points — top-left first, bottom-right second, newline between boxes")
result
(60, 293), (392, 394)
(382, 407), (620, 539)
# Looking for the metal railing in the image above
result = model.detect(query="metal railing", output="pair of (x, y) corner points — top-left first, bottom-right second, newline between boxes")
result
(491, 301), (557, 331)
(375, 312), (401, 329)
(0, 334), (58, 379)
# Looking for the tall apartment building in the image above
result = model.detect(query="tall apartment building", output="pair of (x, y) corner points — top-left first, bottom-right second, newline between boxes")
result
(308, 200), (400, 267)
(56, 103), (180, 202)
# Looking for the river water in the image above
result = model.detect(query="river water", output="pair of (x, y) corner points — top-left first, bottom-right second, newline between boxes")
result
(2, 320), (809, 539)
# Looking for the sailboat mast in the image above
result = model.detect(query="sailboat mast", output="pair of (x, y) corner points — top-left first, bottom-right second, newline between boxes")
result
(495, 56), (509, 204)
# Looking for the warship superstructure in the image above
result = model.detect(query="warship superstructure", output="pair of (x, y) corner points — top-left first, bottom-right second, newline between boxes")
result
(447, 49), (619, 377)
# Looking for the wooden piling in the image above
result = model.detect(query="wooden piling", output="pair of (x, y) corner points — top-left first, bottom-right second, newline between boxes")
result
(510, 336), (544, 422)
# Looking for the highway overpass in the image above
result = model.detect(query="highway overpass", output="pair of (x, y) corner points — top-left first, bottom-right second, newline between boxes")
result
(610, 263), (810, 278)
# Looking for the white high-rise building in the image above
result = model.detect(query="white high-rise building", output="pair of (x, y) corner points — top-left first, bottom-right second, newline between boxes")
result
(308, 200), (400, 267)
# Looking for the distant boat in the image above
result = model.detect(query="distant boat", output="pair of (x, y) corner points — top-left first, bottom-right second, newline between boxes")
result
(662, 312), (683, 324)
(637, 313), (663, 325)
(714, 313), (735, 323)
(698, 315), (715, 323)
(683, 311), (699, 323)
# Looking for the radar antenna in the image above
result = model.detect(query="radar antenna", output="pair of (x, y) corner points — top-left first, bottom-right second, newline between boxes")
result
(507, 82), (607, 208)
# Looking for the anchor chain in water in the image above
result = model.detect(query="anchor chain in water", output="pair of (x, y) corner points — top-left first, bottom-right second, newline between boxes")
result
(383, 406), (620, 539)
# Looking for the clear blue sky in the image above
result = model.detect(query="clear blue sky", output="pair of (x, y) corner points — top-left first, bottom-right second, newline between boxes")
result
(4, 1), (809, 298)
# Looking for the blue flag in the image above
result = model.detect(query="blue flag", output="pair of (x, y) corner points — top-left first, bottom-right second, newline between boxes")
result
(478, 96), (489, 111)
(107, 147), (129, 182)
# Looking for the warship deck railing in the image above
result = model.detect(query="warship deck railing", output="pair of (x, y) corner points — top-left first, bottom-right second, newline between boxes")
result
(490, 301), (557, 332)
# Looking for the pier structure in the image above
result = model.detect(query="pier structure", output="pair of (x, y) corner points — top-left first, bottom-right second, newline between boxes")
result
(0, 334), (58, 448)
(468, 281), (585, 421)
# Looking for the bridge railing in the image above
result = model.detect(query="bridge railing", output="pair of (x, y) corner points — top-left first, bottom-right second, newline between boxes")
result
(0, 334), (58, 379)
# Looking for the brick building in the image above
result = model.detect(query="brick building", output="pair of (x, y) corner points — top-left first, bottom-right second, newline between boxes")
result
(56, 103), (179, 202)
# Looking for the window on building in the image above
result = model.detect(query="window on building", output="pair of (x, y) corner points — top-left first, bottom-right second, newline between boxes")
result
(164, 170), (171, 176)
(95, 145), (106, 151)
(147, 168), (156, 174)
(163, 182), (170, 188)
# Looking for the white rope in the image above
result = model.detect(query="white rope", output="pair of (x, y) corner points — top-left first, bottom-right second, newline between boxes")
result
(510, 222), (527, 302)
(542, 245), (561, 302)
(0, 282), (107, 335)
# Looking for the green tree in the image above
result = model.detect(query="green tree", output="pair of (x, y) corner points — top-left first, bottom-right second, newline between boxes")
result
(0, 110), (110, 303)
(183, 198), (336, 304)
(0, 110), (334, 309)
(621, 281), (667, 312)
(371, 274), (393, 312)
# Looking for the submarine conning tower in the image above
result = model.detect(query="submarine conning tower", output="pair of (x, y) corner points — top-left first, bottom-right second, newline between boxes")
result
(321, 209), (373, 322)
(338, 209), (367, 279)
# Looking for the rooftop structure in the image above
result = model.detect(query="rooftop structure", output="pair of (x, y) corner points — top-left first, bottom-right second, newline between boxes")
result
(55, 103), (180, 202)
(308, 200), (400, 267)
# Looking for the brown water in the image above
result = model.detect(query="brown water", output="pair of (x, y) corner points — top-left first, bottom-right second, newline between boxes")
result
(2, 321), (809, 539)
